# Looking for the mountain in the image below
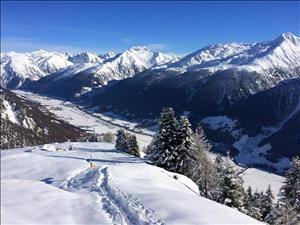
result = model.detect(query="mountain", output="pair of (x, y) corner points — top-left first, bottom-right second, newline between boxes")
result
(0, 88), (84, 149)
(98, 52), (117, 61)
(0, 50), (74, 88)
(68, 52), (103, 64)
(22, 47), (180, 99)
(167, 32), (300, 73)
(0, 50), (121, 89)
(89, 33), (300, 120)
(201, 78), (300, 172)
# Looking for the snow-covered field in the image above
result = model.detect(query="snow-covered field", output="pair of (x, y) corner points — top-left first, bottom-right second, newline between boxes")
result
(12, 91), (285, 198)
(1, 142), (262, 224)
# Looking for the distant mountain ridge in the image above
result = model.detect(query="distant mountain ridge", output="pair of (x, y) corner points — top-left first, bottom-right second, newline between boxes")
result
(20, 46), (179, 99)
(1, 47), (179, 90)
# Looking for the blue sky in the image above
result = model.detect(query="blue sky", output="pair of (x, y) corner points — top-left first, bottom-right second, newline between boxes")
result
(1, 1), (299, 55)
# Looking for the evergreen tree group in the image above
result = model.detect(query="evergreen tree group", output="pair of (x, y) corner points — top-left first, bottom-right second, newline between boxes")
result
(115, 129), (140, 156)
(147, 108), (204, 178)
(146, 107), (299, 224)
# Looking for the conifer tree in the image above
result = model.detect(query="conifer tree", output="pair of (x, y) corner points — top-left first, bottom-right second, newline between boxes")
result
(269, 157), (300, 225)
(175, 116), (195, 175)
(126, 134), (140, 157)
(261, 185), (274, 220)
(244, 186), (253, 213)
(147, 108), (179, 171)
(115, 129), (128, 152)
(280, 157), (300, 211)
(214, 157), (245, 210)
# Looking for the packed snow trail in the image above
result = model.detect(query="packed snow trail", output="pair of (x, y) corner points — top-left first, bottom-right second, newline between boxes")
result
(61, 165), (164, 225)
(98, 167), (165, 225)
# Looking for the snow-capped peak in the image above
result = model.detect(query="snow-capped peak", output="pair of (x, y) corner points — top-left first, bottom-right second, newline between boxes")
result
(1, 50), (73, 88)
(276, 32), (300, 44)
(92, 46), (180, 83)
(167, 32), (300, 73)
(68, 52), (102, 64)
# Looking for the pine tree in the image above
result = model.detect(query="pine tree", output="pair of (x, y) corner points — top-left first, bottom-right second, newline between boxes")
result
(281, 157), (300, 211)
(269, 157), (300, 225)
(261, 185), (274, 220)
(244, 186), (253, 212)
(174, 116), (195, 175)
(147, 108), (179, 171)
(126, 134), (140, 157)
(214, 157), (245, 210)
(211, 155), (226, 202)
(115, 129), (128, 152)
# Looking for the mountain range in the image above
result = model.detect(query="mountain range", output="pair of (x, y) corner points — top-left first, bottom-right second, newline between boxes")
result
(1, 32), (299, 172)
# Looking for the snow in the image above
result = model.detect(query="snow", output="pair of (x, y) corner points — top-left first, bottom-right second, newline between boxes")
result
(68, 52), (103, 64)
(202, 115), (237, 131)
(233, 133), (290, 173)
(22, 116), (36, 129)
(1, 99), (18, 124)
(1, 142), (262, 224)
(92, 46), (180, 86)
(242, 168), (285, 201)
(167, 32), (300, 74)
(14, 90), (154, 149)
(1, 50), (74, 87)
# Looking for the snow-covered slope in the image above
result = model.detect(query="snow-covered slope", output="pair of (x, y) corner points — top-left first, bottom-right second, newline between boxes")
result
(168, 32), (300, 73)
(92, 46), (179, 83)
(1, 142), (261, 225)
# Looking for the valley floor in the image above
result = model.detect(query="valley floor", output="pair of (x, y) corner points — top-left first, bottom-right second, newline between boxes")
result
(1, 142), (261, 224)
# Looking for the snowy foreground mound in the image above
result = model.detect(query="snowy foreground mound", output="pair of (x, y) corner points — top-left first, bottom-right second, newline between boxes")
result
(1, 142), (261, 225)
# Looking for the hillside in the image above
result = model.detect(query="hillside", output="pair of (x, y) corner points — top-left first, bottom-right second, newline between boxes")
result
(1, 142), (261, 225)
(0, 88), (84, 149)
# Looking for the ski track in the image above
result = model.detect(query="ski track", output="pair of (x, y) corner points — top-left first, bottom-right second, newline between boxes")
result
(61, 165), (164, 225)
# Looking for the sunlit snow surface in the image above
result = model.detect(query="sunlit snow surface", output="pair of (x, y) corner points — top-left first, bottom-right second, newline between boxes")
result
(1, 142), (262, 225)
